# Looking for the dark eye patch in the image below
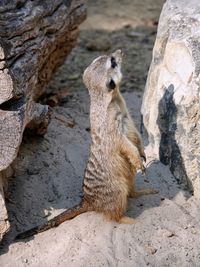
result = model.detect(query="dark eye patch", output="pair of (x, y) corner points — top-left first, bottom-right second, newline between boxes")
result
(107, 78), (116, 91)
(111, 56), (117, 68)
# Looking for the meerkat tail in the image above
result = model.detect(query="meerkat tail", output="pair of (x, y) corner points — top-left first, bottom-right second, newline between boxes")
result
(15, 203), (87, 240)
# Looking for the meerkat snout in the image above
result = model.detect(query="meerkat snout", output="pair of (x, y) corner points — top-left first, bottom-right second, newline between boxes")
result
(108, 50), (123, 90)
(83, 50), (123, 96)
(111, 49), (123, 66)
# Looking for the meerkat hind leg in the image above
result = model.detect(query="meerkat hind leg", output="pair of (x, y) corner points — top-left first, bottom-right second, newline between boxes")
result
(120, 216), (135, 224)
(129, 188), (159, 198)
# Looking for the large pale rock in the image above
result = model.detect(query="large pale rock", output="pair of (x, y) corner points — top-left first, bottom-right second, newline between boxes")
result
(0, 0), (86, 240)
(141, 0), (200, 195)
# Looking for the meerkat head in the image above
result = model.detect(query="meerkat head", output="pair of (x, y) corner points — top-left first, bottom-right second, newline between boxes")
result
(83, 50), (123, 101)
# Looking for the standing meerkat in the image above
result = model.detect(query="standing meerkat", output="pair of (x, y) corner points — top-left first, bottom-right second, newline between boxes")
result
(16, 50), (158, 239)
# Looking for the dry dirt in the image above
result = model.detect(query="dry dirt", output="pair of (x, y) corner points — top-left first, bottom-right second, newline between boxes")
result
(1, 0), (200, 266)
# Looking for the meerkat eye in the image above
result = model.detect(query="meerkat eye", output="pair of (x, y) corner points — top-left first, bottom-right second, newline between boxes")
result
(111, 57), (117, 68)
(107, 78), (116, 91)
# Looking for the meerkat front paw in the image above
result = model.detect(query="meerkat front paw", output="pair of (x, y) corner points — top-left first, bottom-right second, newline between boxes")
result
(133, 159), (146, 174)
(141, 162), (146, 174)
(141, 155), (146, 162)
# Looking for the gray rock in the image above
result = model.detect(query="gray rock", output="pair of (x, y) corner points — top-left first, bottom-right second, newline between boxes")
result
(141, 0), (200, 195)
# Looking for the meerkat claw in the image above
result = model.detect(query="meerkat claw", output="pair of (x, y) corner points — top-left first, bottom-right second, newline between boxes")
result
(142, 155), (146, 162)
(141, 163), (146, 174)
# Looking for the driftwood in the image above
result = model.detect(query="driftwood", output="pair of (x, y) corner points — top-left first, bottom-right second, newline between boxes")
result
(0, 0), (86, 240)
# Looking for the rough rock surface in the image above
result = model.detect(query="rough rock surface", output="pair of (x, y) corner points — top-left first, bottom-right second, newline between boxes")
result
(141, 0), (200, 195)
(0, 0), (86, 239)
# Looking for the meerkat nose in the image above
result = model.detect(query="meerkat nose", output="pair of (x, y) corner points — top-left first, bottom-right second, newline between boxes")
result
(115, 49), (122, 55)
(116, 49), (122, 54)
(114, 49), (124, 60)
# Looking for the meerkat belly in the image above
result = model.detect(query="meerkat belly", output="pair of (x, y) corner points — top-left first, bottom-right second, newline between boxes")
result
(120, 114), (137, 142)
(83, 149), (132, 212)
(115, 110), (134, 142)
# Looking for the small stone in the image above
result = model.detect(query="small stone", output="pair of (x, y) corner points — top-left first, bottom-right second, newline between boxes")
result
(188, 224), (195, 228)
(137, 203), (143, 207)
(43, 209), (51, 218)
(123, 24), (131, 28)
(150, 247), (157, 255)
(48, 196), (55, 203)
(43, 161), (49, 167)
(54, 114), (75, 128)
(67, 119), (75, 128)
(146, 245), (157, 255)
(27, 167), (40, 175)
(67, 73), (80, 80)
(126, 31), (145, 38)
(163, 230), (175, 238)
(86, 37), (111, 51)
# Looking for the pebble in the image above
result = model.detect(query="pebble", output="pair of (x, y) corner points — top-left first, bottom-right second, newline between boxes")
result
(67, 73), (80, 80)
(43, 161), (49, 167)
(43, 209), (51, 218)
(136, 203), (144, 207)
(149, 247), (157, 255)
(27, 167), (40, 175)
(163, 230), (175, 238)
(146, 245), (157, 255)
(126, 31), (145, 38)
(86, 38), (111, 51)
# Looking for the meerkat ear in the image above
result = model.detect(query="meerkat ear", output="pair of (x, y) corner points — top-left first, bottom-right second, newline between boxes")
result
(107, 78), (116, 91)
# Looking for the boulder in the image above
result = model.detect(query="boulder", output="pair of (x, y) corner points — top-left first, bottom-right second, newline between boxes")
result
(141, 0), (200, 195)
(0, 0), (86, 240)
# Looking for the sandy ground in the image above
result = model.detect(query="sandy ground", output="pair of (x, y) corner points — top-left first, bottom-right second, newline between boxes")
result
(1, 0), (200, 266)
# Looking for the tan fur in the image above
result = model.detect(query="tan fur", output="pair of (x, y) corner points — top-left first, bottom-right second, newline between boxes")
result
(82, 49), (157, 223)
(16, 50), (158, 239)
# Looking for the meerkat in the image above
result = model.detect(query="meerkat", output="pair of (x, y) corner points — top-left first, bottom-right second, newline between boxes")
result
(16, 50), (158, 239)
